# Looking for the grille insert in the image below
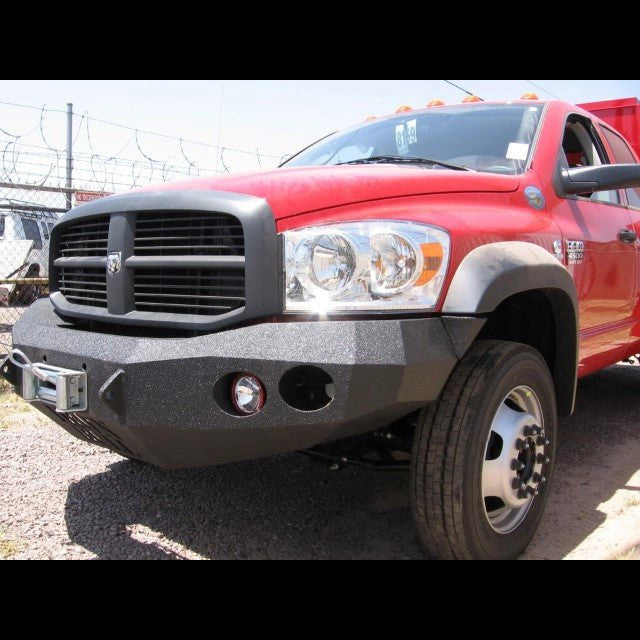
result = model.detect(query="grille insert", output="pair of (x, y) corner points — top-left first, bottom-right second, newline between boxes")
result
(133, 268), (245, 316)
(58, 267), (107, 308)
(134, 211), (244, 256)
(58, 216), (109, 257)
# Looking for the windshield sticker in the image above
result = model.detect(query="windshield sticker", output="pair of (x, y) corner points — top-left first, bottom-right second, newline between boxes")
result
(506, 142), (529, 161)
(395, 124), (409, 154)
(395, 120), (417, 155)
(406, 119), (417, 144)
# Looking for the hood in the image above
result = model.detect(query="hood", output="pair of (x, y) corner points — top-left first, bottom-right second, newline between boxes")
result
(142, 164), (520, 220)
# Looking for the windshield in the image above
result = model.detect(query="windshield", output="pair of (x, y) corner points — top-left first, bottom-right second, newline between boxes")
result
(283, 104), (543, 175)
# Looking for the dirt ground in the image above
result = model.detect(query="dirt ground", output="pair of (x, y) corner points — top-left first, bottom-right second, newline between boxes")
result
(0, 364), (639, 560)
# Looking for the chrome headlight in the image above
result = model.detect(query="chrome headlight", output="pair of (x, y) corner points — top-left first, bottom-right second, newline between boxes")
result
(283, 221), (450, 313)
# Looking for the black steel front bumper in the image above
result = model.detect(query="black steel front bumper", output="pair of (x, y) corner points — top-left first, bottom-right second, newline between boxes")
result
(5, 299), (484, 468)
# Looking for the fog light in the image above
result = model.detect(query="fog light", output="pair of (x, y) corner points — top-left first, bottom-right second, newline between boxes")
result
(231, 373), (265, 415)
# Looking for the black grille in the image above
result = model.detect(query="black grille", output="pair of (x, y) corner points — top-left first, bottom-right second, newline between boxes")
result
(134, 211), (244, 256)
(58, 215), (109, 257)
(134, 268), (245, 316)
(58, 267), (107, 308)
(49, 190), (278, 331)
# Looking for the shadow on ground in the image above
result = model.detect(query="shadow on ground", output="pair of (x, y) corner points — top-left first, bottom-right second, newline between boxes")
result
(64, 364), (640, 559)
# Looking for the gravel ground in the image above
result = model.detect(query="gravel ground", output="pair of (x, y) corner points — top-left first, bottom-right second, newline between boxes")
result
(1, 365), (639, 560)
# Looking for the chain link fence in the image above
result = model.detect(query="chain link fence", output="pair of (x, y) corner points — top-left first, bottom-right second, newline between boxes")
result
(0, 182), (75, 355)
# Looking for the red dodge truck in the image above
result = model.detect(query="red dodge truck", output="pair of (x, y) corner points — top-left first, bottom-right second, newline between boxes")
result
(3, 95), (640, 559)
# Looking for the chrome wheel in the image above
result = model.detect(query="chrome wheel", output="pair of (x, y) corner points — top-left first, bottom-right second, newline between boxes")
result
(482, 385), (550, 534)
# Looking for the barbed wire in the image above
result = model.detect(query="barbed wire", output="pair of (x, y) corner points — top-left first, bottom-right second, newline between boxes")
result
(0, 100), (286, 157)
(0, 100), (289, 193)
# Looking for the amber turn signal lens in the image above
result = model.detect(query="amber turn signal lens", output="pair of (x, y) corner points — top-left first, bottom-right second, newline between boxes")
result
(415, 242), (444, 286)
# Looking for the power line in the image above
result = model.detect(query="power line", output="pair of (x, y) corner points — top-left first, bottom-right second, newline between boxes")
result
(525, 80), (561, 100)
(443, 80), (484, 100)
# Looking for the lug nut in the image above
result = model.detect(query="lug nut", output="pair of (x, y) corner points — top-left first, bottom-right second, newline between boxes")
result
(527, 486), (539, 496)
(330, 463), (340, 471)
(520, 482), (528, 491)
(516, 439), (530, 451)
(532, 472), (542, 483)
(517, 489), (528, 499)
(540, 476), (546, 483)
(512, 478), (521, 490)
(537, 453), (550, 464)
(511, 459), (525, 471)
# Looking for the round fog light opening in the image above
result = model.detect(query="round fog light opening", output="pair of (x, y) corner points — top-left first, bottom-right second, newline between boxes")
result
(231, 373), (265, 415)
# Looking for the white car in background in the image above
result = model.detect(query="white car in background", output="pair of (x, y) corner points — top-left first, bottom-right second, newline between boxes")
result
(0, 212), (56, 306)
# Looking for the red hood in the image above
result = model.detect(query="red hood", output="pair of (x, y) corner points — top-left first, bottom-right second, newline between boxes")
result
(141, 164), (520, 220)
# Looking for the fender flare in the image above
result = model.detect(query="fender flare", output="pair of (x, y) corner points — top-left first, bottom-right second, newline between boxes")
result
(442, 241), (578, 415)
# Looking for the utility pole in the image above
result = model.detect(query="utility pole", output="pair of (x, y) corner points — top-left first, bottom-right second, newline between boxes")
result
(215, 84), (224, 172)
(65, 103), (73, 210)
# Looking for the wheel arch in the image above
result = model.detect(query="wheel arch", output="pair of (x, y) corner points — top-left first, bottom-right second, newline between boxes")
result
(442, 241), (578, 416)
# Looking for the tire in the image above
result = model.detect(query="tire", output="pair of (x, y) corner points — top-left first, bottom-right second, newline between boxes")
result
(410, 340), (557, 560)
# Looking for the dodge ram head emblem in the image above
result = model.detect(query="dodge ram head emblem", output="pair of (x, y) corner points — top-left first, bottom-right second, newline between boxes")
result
(107, 251), (122, 277)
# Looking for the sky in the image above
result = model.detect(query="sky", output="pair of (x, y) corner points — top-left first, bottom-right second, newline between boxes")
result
(1, 79), (639, 181)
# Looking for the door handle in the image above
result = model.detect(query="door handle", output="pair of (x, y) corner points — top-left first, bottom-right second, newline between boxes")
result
(619, 228), (637, 244)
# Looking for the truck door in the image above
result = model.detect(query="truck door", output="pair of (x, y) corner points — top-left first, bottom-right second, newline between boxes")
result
(551, 114), (636, 374)
(598, 123), (640, 355)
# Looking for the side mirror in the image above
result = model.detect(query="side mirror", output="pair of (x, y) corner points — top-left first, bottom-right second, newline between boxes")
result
(560, 163), (640, 195)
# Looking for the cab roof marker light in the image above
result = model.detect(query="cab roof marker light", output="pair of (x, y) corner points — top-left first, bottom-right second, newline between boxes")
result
(395, 105), (412, 113)
(427, 99), (445, 107)
(365, 115), (377, 121)
(520, 92), (539, 100)
(462, 95), (482, 103)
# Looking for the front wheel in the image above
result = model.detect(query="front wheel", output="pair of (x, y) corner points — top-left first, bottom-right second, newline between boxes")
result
(410, 340), (557, 560)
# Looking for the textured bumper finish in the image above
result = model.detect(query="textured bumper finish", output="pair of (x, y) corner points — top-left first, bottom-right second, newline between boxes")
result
(10, 299), (484, 468)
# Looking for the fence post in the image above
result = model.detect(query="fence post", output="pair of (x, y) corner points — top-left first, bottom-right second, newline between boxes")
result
(65, 102), (73, 211)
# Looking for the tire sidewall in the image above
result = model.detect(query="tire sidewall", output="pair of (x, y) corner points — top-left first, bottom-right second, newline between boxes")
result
(463, 346), (557, 560)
